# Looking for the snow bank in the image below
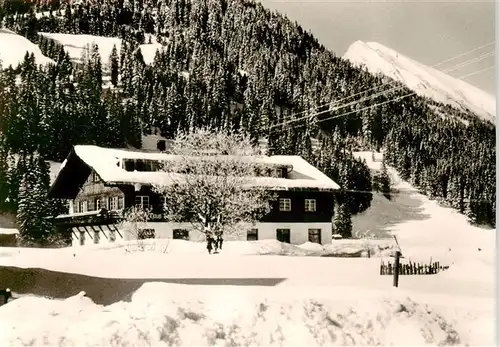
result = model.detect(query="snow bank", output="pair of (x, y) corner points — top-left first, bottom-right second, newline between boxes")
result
(297, 241), (325, 252)
(72, 238), (394, 258)
(0, 282), (492, 346)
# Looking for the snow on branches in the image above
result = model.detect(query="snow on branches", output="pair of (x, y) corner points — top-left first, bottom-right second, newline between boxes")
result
(153, 129), (277, 238)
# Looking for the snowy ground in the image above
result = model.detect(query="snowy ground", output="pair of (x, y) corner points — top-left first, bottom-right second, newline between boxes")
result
(0, 152), (495, 346)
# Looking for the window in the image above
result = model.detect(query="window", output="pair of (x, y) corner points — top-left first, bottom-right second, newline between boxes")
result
(173, 229), (189, 240)
(124, 160), (135, 172)
(157, 140), (166, 152)
(118, 196), (124, 210)
(79, 201), (88, 213)
(135, 196), (150, 209)
(135, 160), (145, 171)
(308, 229), (321, 244)
(161, 196), (167, 210)
(92, 172), (100, 182)
(279, 198), (291, 212)
(88, 199), (95, 211)
(138, 228), (155, 240)
(108, 197), (118, 211)
(305, 199), (316, 212)
(276, 229), (291, 243)
(95, 198), (101, 211)
(247, 228), (258, 241)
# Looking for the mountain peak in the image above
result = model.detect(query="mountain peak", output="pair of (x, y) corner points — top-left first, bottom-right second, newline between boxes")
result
(343, 41), (495, 123)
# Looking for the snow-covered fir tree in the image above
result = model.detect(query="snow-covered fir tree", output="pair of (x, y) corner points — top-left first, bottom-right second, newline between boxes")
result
(334, 202), (352, 238)
(16, 153), (53, 245)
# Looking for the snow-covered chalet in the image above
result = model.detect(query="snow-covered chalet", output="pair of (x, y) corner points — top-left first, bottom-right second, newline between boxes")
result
(48, 145), (340, 246)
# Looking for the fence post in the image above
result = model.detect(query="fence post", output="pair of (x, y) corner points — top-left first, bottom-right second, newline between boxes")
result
(393, 250), (402, 287)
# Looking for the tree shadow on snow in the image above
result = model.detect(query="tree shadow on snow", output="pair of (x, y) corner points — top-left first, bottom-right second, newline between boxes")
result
(0, 266), (286, 306)
(352, 187), (431, 238)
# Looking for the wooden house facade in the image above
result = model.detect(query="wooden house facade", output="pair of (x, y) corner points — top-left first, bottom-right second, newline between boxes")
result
(48, 145), (339, 246)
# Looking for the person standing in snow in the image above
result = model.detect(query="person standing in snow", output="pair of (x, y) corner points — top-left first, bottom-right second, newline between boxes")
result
(206, 234), (214, 254)
(217, 234), (224, 250)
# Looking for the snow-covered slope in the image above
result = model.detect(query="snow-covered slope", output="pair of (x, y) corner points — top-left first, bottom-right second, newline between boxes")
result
(344, 41), (495, 122)
(39, 33), (123, 65)
(351, 151), (495, 264)
(39, 33), (163, 66)
(0, 28), (54, 68)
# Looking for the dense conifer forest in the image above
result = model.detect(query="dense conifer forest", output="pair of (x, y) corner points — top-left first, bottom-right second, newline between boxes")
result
(0, 0), (495, 243)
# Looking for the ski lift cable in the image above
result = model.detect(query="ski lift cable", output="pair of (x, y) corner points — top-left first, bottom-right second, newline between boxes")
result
(269, 61), (495, 134)
(271, 41), (494, 126)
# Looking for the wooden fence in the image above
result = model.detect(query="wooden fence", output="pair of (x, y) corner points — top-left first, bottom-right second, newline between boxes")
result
(380, 260), (449, 276)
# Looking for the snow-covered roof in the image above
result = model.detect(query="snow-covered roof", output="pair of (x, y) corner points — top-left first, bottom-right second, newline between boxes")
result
(54, 145), (339, 192)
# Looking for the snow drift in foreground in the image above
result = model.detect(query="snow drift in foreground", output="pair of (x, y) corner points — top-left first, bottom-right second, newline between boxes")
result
(86, 238), (394, 257)
(344, 41), (495, 122)
(0, 282), (492, 347)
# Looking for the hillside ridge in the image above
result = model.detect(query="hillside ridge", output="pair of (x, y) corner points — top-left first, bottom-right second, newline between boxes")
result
(344, 40), (495, 122)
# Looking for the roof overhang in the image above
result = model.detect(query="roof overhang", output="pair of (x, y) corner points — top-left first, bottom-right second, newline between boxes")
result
(47, 148), (92, 199)
(51, 209), (122, 227)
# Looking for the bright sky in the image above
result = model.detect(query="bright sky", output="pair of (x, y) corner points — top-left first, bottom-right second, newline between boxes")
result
(260, 0), (496, 96)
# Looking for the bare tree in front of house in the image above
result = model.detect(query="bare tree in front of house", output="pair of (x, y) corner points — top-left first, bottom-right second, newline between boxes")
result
(153, 129), (277, 252)
(120, 205), (154, 251)
(356, 229), (376, 258)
